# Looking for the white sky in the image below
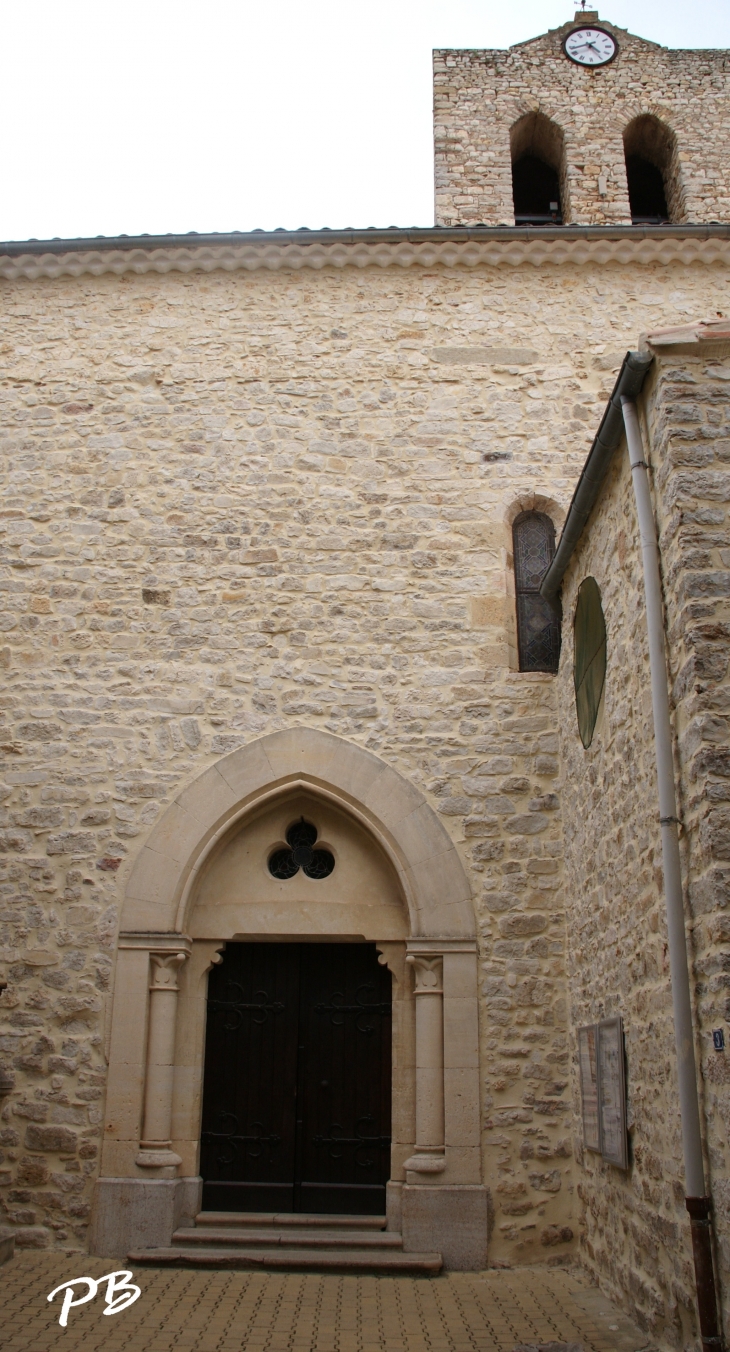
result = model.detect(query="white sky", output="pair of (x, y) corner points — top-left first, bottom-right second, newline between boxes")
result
(3, 0), (729, 242)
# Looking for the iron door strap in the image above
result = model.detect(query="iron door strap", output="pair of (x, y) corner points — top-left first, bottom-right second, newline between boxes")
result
(201, 1112), (282, 1167)
(314, 982), (391, 1034)
(208, 981), (285, 1029)
(313, 1115), (391, 1168)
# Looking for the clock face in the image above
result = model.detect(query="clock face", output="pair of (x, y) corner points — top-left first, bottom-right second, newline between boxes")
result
(563, 27), (618, 67)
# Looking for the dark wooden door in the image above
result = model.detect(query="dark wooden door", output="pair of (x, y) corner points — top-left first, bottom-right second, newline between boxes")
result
(200, 943), (392, 1214)
(199, 943), (299, 1212)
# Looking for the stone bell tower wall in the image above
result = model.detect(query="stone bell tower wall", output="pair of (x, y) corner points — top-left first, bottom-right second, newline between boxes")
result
(434, 17), (730, 228)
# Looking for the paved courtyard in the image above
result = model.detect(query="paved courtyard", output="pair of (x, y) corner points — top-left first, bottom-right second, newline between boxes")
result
(2, 1254), (653, 1352)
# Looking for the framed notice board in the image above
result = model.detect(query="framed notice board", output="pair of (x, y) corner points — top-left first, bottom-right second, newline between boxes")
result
(578, 1016), (628, 1169)
(578, 1025), (600, 1152)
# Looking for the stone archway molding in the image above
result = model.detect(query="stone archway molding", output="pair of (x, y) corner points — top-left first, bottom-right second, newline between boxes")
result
(91, 729), (486, 1270)
(122, 726), (474, 940)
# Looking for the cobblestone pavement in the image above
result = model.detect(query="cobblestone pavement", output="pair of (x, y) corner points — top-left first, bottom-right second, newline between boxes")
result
(2, 1254), (653, 1352)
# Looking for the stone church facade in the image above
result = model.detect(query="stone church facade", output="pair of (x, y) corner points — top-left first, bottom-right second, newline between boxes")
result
(0, 11), (729, 1349)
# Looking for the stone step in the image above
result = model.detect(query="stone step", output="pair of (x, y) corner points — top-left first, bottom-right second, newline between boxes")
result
(172, 1226), (403, 1249)
(194, 1211), (386, 1230)
(128, 1245), (442, 1274)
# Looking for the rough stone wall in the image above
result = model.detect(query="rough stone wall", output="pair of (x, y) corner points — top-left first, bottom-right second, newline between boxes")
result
(647, 340), (730, 1333)
(557, 443), (695, 1344)
(558, 341), (730, 1344)
(0, 259), (726, 1263)
(434, 17), (730, 227)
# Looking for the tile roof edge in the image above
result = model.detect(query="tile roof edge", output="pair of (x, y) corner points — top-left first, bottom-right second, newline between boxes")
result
(1, 223), (729, 257)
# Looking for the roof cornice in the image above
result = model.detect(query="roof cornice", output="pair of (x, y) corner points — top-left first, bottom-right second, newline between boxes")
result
(0, 225), (728, 280)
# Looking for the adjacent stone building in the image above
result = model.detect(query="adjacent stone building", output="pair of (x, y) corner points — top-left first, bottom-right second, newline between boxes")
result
(556, 320), (730, 1343)
(0, 10), (729, 1351)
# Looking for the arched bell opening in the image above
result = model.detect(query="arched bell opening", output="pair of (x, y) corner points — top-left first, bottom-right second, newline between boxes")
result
(623, 114), (683, 224)
(510, 111), (567, 225)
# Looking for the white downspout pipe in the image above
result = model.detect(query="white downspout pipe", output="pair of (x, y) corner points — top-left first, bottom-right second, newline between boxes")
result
(621, 395), (721, 1348)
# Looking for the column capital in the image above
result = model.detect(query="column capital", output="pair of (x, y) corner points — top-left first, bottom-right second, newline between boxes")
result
(406, 954), (443, 994)
(149, 952), (188, 992)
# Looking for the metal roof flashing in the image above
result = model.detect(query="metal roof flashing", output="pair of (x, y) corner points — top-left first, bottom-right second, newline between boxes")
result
(539, 350), (654, 607)
(0, 223), (728, 258)
(539, 315), (730, 609)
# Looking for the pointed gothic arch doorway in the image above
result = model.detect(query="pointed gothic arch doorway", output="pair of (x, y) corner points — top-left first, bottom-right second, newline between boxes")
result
(91, 729), (486, 1268)
(193, 789), (399, 1215)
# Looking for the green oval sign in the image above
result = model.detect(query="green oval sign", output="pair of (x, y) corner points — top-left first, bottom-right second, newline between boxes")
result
(574, 577), (606, 749)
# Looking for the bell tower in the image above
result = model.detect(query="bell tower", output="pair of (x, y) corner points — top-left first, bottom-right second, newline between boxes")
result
(433, 11), (730, 227)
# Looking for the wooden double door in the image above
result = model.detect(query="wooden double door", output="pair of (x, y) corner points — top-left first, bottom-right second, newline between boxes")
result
(200, 942), (392, 1214)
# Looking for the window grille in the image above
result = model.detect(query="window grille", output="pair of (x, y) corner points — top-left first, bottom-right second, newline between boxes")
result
(268, 818), (335, 880)
(513, 512), (561, 673)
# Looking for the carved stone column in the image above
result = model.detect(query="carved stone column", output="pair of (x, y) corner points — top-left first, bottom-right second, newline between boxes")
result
(404, 954), (445, 1174)
(136, 951), (188, 1170)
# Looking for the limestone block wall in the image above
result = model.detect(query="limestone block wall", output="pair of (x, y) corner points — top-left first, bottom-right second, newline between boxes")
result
(558, 338), (730, 1342)
(0, 254), (726, 1261)
(434, 18), (730, 227)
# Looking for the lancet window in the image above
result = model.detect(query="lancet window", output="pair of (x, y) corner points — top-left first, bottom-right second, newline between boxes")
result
(513, 512), (561, 673)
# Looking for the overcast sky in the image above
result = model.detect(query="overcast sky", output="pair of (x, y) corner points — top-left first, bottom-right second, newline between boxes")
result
(3, 0), (729, 242)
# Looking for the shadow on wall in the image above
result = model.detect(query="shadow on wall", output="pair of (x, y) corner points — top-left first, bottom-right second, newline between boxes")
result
(623, 115), (682, 224)
(510, 111), (567, 225)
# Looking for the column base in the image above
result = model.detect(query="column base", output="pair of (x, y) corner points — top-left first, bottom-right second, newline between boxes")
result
(136, 1146), (183, 1169)
(404, 1158), (446, 1175)
(403, 1147), (446, 1174)
(401, 1184), (488, 1270)
(88, 1176), (202, 1257)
